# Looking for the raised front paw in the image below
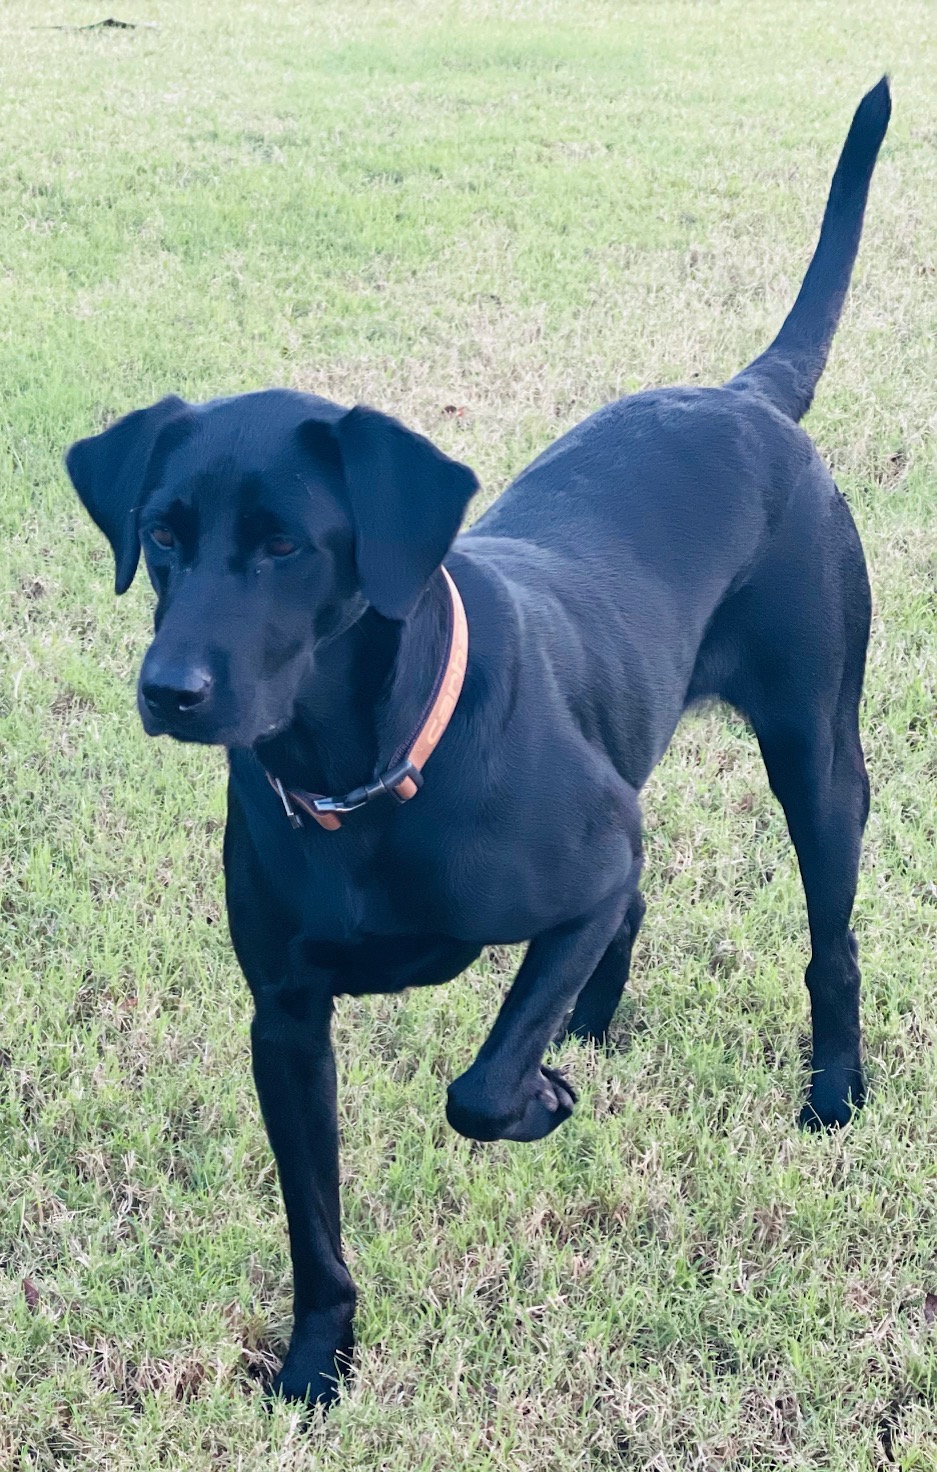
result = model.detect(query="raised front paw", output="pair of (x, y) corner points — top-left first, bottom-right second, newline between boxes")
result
(268, 1308), (354, 1410)
(503, 1065), (577, 1142)
(446, 1064), (577, 1143)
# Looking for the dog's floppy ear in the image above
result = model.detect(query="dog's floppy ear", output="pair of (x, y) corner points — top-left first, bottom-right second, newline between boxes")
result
(65, 395), (189, 594)
(307, 405), (478, 620)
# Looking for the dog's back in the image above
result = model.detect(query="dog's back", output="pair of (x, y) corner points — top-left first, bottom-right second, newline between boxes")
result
(468, 78), (890, 760)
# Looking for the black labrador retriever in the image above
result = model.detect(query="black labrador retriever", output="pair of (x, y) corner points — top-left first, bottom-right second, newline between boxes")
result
(66, 79), (890, 1406)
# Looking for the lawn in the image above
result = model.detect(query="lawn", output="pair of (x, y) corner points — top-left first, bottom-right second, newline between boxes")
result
(1, 1), (936, 1467)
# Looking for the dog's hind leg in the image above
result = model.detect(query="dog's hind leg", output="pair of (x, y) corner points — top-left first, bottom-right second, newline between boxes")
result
(563, 885), (646, 1044)
(715, 495), (871, 1128)
(754, 708), (869, 1128)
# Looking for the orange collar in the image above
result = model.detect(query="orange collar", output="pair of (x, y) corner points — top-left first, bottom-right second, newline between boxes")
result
(267, 565), (468, 832)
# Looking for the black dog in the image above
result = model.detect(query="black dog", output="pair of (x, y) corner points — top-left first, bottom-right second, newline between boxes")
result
(66, 80), (890, 1406)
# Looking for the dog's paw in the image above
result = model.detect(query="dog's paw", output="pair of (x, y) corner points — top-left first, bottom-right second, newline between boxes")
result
(446, 1064), (577, 1143)
(800, 1059), (866, 1131)
(269, 1350), (350, 1411)
(267, 1313), (354, 1411)
(500, 1065), (577, 1142)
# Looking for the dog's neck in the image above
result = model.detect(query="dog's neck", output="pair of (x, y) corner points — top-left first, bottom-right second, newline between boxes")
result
(255, 573), (452, 799)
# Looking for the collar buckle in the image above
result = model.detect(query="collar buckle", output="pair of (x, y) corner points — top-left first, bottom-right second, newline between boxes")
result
(310, 760), (424, 818)
(380, 759), (424, 805)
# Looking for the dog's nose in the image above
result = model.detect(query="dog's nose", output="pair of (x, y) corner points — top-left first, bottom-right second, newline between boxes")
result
(141, 665), (213, 719)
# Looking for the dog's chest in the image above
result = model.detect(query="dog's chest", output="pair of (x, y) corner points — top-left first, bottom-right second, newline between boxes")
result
(244, 799), (480, 972)
(302, 932), (482, 997)
(235, 750), (636, 962)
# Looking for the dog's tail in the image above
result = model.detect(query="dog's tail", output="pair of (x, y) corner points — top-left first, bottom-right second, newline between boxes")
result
(728, 76), (890, 422)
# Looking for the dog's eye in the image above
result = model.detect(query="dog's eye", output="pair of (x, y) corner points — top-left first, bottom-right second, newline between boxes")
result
(150, 526), (175, 549)
(265, 535), (298, 559)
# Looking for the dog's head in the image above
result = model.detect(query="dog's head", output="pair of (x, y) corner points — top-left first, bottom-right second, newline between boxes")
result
(66, 390), (478, 747)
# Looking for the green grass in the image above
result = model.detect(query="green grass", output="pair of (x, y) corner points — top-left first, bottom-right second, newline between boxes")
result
(1, 1), (937, 1466)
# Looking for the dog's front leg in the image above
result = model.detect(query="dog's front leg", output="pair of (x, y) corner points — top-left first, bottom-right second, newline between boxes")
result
(250, 984), (356, 1407)
(446, 886), (632, 1143)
